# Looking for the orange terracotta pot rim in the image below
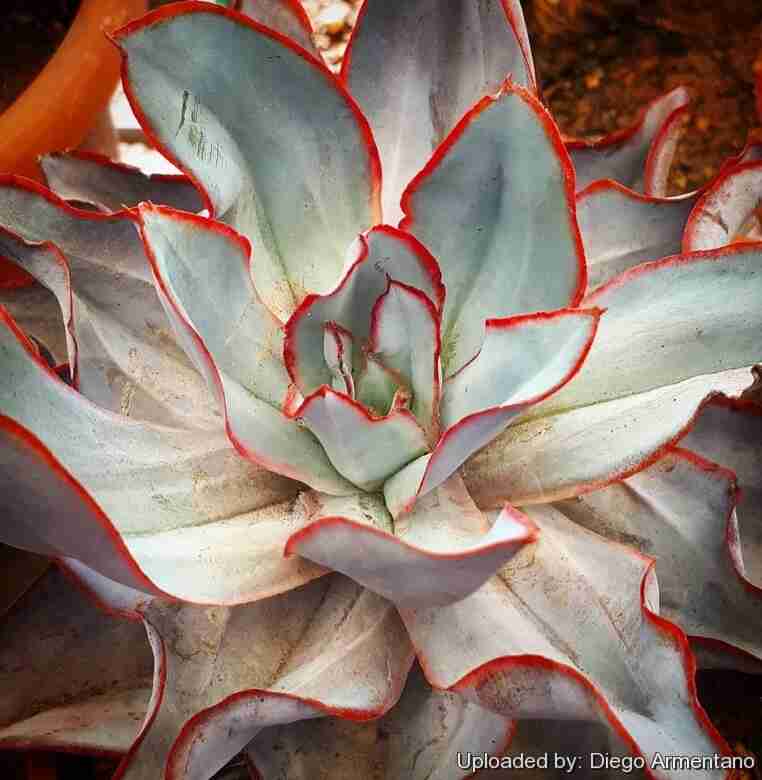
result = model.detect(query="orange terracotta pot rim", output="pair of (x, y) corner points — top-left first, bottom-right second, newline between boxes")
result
(0, 0), (148, 182)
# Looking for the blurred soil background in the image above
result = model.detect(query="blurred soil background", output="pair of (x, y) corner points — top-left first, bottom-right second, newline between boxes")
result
(2, 0), (762, 777)
(525, 0), (762, 193)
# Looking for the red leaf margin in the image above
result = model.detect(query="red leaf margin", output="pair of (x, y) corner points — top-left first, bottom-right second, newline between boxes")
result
(438, 550), (733, 779)
(135, 203), (322, 488)
(0, 173), (136, 289)
(0, 309), (176, 603)
(282, 224), (444, 393)
(565, 87), (690, 195)
(682, 160), (762, 253)
(284, 504), (538, 565)
(0, 223), (80, 388)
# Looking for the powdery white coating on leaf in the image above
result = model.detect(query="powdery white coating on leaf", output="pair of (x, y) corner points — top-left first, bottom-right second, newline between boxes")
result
(115, 576), (413, 780)
(247, 664), (513, 780)
(463, 367), (754, 507)
(355, 355), (399, 416)
(441, 309), (600, 427)
(402, 505), (728, 778)
(0, 312), (296, 535)
(60, 558), (151, 619)
(401, 83), (585, 376)
(577, 180), (697, 291)
(0, 312), (323, 604)
(125, 495), (329, 604)
(557, 449), (762, 664)
(139, 205), (356, 494)
(139, 206), (289, 408)
(116, 3), (380, 321)
(344, 0), (536, 223)
(294, 386), (429, 491)
(0, 283), (67, 364)
(0, 5), (760, 777)
(286, 476), (536, 608)
(234, 0), (317, 53)
(0, 688), (151, 757)
(368, 280), (441, 438)
(0, 411), (167, 596)
(0, 230), (77, 378)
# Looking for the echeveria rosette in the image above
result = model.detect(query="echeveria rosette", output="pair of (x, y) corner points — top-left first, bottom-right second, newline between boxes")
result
(0, 2), (761, 779)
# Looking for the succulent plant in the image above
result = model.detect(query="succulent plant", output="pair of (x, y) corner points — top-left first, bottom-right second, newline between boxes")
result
(1, 1), (761, 778)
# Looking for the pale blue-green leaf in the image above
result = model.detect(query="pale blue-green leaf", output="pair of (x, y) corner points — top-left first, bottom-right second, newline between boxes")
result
(247, 664), (512, 780)
(236, 0), (316, 53)
(295, 387), (429, 491)
(401, 505), (727, 777)
(354, 356), (399, 417)
(0, 568), (151, 755)
(139, 205), (356, 494)
(683, 162), (762, 251)
(683, 398), (762, 586)
(139, 205), (289, 407)
(463, 368), (754, 508)
(532, 246), (762, 418)
(116, 576), (413, 780)
(384, 309), (599, 516)
(0, 309), (316, 603)
(0, 181), (218, 429)
(577, 180), (696, 290)
(557, 449), (762, 664)
(368, 280), (440, 437)
(116, 5), (380, 320)
(402, 83), (584, 376)
(344, 0), (536, 223)
(41, 152), (204, 213)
